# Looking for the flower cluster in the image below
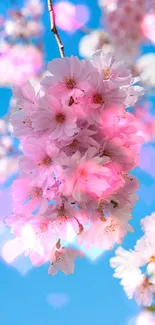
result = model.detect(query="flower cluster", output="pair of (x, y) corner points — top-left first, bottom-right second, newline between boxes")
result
(79, 0), (155, 62)
(0, 0), (44, 87)
(0, 43), (43, 86)
(1, 0), (44, 41)
(110, 212), (155, 307)
(103, 0), (154, 60)
(0, 118), (20, 185)
(7, 51), (144, 275)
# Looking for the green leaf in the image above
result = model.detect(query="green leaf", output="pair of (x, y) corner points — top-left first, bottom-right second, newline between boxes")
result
(145, 305), (155, 313)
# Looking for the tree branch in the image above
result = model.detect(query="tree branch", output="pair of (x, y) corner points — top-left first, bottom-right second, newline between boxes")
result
(47, 0), (65, 58)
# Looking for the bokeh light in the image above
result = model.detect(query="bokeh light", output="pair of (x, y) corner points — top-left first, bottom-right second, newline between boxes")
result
(141, 13), (155, 44)
(54, 1), (90, 32)
(136, 311), (155, 325)
(47, 292), (70, 309)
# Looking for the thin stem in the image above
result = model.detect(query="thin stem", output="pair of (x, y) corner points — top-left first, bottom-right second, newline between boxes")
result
(47, 0), (65, 58)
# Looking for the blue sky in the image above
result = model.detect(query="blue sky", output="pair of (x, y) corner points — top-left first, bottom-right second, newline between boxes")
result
(0, 1), (155, 324)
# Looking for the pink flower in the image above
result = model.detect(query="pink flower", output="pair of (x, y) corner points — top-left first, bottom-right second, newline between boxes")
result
(100, 137), (137, 172)
(11, 108), (34, 139)
(0, 44), (43, 86)
(79, 80), (126, 124)
(12, 81), (37, 110)
(41, 56), (97, 99)
(12, 176), (48, 214)
(31, 95), (79, 139)
(48, 247), (84, 275)
(92, 51), (132, 86)
(23, 218), (57, 266)
(57, 128), (99, 156)
(78, 216), (131, 250)
(45, 199), (87, 240)
(19, 137), (60, 178)
(61, 148), (113, 201)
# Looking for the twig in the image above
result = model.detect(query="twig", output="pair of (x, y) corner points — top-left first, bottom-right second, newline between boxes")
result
(47, 0), (65, 58)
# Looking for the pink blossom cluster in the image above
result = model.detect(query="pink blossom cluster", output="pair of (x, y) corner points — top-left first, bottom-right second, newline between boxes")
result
(0, 0), (44, 87)
(6, 51), (144, 275)
(0, 118), (20, 185)
(1, 0), (44, 41)
(102, 0), (154, 59)
(0, 44), (43, 86)
(110, 212), (155, 307)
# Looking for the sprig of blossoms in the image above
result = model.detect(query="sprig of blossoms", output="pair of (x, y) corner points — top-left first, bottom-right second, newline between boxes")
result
(6, 50), (144, 275)
(110, 212), (155, 307)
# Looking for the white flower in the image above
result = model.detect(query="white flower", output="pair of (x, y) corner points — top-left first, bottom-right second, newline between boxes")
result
(136, 53), (155, 89)
(110, 246), (141, 279)
(135, 235), (155, 275)
(141, 212), (155, 234)
(79, 30), (114, 59)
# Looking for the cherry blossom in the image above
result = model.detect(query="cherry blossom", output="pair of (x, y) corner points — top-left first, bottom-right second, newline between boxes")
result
(0, 0), (44, 87)
(111, 212), (155, 306)
(0, 44), (43, 86)
(6, 50), (144, 275)
(79, 30), (114, 59)
(48, 247), (84, 275)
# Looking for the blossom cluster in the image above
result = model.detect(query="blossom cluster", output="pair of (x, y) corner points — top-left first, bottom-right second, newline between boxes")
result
(1, 0), (44, 41)
(79, 0), (155, 63)
(6, 51), (144, 275)
(0, 0), (44, 87)
(0, 43), (43, 86)
(103, 0), (154, 60)
(110, 212), (155, 307)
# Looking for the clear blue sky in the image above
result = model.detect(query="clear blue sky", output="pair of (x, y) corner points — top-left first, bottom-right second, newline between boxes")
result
(0, 1), (155, 325)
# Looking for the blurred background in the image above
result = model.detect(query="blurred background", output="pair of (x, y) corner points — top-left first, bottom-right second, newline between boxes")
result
(0, 0), (155, 324)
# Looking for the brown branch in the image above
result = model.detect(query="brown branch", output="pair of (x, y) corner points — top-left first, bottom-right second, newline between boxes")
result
(47, 0), (65, 58)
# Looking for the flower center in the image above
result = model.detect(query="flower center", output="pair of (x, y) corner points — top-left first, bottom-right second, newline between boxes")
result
(98, 200), (105, 214)
(55, 113), (66, 123)
(141, 277), (150, 294)
(37, 155), (52, 166)
(64, 77), (76, 89)
(54, 250), (64, 263)
(131, 33), (138, 40)
(69, 139), (78, 149)
(57, 206), (68, 217)
(39, 223), (48, 232)
(78, 168), (88, 181)
(23, 118), (32, 128)
(30, 187), (43, 199)
(104, 68), (111, 80)
(149, 256), (155, 263)
(103, 149), (112, 157)
(93, 93), (104, 104)
(111, 200), (118, 208)
(105, 221), (118, 233)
